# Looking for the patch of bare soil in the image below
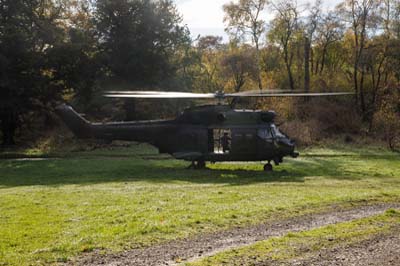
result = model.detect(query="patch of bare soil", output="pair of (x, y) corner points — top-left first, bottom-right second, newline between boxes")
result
(69, 203), (399, 266)
(285, 227), (400, 266)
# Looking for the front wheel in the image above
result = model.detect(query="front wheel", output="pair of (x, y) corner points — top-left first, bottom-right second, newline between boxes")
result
(263, 163), (273, 172)
(188, 160), (206, 170)
(196, 160), (206, 169)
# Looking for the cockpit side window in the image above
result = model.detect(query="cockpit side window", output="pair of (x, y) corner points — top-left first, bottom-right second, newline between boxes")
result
(257, 128), (273, 139)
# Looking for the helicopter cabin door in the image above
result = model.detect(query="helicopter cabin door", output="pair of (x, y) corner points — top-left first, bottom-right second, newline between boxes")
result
(231, 129), (257, 156)
(208, 128), (232, 154)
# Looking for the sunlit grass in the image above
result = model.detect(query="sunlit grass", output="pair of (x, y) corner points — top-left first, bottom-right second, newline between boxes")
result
(0, 144), (399, 265)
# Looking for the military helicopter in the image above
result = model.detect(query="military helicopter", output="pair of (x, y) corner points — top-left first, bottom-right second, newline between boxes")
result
(56, 90), (352, 171)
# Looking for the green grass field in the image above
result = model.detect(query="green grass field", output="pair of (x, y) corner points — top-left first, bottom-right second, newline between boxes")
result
(0, 144), (399, 265)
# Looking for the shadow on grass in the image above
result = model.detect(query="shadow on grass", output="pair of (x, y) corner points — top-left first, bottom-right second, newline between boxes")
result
(301, 153), (399, 159)
(0, 164), (302, 189)
(0, 153), (394, 188)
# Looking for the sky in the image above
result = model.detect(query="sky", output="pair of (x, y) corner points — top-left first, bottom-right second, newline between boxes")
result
(175, 0), (229, 39)
(175, 0), (342, 41)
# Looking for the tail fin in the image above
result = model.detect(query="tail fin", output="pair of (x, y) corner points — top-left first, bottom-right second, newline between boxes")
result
(55, 104), (92, 138)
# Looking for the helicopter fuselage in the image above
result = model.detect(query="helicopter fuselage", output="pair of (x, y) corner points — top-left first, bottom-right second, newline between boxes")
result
(56, 104), (299, 166)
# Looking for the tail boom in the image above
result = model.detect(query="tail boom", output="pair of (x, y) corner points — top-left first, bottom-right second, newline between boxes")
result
(56, 104), (175, 143)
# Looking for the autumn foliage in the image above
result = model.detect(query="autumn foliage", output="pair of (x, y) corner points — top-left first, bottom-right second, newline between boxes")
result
(1, 0), (400, 150)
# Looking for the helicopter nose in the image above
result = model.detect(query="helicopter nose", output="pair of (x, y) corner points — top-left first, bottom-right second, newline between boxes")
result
(286, 139), (299, 158)
(277, 138), (297, 156)
(277, 138), (294, 147)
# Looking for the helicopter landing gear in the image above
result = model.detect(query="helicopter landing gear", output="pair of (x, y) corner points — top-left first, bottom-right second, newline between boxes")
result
(197, 160), (206, 169)
(263, 162), (273, 172)
(188, 160), (206, 170)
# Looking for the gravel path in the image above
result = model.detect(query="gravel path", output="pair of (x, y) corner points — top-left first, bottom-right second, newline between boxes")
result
(70, 203), (399, 266)
(285, 227), (400, 266)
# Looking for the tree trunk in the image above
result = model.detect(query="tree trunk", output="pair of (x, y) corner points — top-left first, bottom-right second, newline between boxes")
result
(255, 40), (263, 91)
(319, 43), (328, 74)
(287, 62), (295, 90)
(353, 60), (359, 106)
(359, 69), (366, 116)
(310, 46), (314, 76)
(1, 110), (17, 146)
(284, 44), (295, 91)
(296, 40), (302, 88)
(304, 37), (311, 92)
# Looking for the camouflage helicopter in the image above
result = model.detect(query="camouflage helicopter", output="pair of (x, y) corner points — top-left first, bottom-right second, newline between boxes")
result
(56, 90), (352, 171)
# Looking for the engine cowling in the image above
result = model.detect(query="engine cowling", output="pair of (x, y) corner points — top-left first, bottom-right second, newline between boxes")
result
(260, 111), (276, 123)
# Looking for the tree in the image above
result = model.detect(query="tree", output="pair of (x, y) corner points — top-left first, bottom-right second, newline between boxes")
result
(50, 0), (101, 109)
(196, 36), (225, 92)
(0, 0), (65, 145)
(269, 0), (299, 90)
(337, 0), (380, 114)
(94, 0), (189, 85)
(393, 0), (400, 38)
(373, 83), (400, 150)
(197, 35), (223, 51)
(303, 0), (322, 92)
(313, 13), (344, 75)
(223, 0), (268, 91)
(93, 0), (190, 120)
(221, 45), (258, 92)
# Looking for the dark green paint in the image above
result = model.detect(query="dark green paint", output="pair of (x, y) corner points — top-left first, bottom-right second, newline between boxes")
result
(56, 104), (298, 167)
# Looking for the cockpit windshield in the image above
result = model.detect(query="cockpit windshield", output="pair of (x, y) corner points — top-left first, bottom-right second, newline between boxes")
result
(271, 125), (286, 138)
(257, 125), (286, 139)
(257, 128), (273, 139)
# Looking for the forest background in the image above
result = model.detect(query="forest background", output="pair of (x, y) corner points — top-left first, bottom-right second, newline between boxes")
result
(0, 0), (399, 150)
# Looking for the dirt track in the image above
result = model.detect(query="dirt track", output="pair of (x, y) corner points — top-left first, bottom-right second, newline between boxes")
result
(283, 228), (400, 266)
(69, 203), (399, 266)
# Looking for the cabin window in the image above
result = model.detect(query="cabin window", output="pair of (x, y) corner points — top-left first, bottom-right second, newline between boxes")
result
(209, 129), (232, 154)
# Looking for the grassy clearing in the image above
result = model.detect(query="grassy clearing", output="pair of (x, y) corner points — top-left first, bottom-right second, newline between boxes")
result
(0, 144), (399, 265)
(187, 209), (400, 266)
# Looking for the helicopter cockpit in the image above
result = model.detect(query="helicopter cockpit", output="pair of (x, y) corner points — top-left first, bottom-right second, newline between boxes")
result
(257, 124), (295, 156)
(257, 127), (273, 141)
(257, 125), (286, 140)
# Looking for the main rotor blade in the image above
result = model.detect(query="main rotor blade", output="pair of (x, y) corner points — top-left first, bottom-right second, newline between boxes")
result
(227, 89), (305, 96)
(104, 90), (354, 99)
(107, 90), (297, 95)
(106, 91), (179, 94)
(225, 92), (354, 97)
(104, 92), (216, 98)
